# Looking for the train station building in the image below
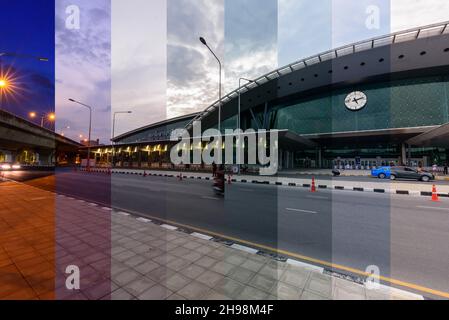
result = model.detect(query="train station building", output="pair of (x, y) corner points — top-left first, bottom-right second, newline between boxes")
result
(91, 22), (449, 172)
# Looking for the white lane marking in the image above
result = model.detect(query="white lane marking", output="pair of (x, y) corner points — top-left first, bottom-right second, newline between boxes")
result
(161, 224), (178, 231)
(285, 208), (317, 214)
(417, 206), (449, 211)
(136, 217), (151, 223)
(231, 243), (259, 254)
(201, 196), (220, 201)
(89, 203), (98, 206)
(286, 258), (324, 273)
(306, 195), (329, 200)
(102, 207), (112, 211)
(30, 197), (48, 201)
(191, 232), (213, 241)
(239, 188), (254, 192)
(115, 211), (130, 216)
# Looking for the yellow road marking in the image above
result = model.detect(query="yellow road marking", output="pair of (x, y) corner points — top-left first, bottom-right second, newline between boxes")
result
(126, 209), (449, 299)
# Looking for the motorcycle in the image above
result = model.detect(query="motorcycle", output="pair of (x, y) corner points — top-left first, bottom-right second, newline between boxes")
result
(213, 170), (225, 196)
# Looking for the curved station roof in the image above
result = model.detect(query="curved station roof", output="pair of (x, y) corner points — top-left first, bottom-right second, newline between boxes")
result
(186, 21), (449, 137)
(113, 21), (449, 148)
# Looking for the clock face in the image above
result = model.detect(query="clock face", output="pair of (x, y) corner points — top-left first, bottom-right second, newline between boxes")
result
(345, 91), (367, 111)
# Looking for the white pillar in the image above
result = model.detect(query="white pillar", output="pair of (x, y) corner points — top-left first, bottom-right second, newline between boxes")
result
(401, 143), (407, 165)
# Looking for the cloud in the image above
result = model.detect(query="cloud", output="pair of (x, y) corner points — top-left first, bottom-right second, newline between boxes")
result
(167, 0), (279, 118)
(391, 0), (449, 31)
(110, 0), (168, 138)
(55, 0), (111, 143)
(167, 0), (224, 119)
(223, 0), (278, 92)
(278, 0), (333, 66)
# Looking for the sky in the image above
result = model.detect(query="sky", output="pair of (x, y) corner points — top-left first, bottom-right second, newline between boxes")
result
(3, 0), (449, 143)
(0, 0), (55, 127)
(55, 0), (111, 143)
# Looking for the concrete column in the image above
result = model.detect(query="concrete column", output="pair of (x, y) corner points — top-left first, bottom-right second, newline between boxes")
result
(279, 150), (283, 171)
(401, 143), (407, 166)
(291, 151), (294, 169)
(138, 150), (142, 168)
(318, 148), (322, 169)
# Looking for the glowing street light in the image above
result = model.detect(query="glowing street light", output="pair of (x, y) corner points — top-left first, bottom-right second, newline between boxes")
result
(0, 52), (49, 111)
(29, 111), (55, 128)
(59, 125), (70, 136)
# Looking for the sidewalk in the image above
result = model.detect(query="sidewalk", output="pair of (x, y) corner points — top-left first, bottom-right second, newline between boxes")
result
(0, 181), (55, 300)
(0, 179), (423, 300)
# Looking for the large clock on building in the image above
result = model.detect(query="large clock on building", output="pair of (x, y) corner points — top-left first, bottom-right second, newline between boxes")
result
(345, 91), (367, 111)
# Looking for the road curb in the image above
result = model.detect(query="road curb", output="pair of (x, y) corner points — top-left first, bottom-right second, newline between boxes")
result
(100, 169), (449, 198)
(108, 204), (425, 300)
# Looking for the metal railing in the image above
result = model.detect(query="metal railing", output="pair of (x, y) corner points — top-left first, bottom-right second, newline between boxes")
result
(185, 21), (449, 130)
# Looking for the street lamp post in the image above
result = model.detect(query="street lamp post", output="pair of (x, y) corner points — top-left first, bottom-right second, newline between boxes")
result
(237, 78), (254, 174)
(69, 99), (93, 171)
(199, 37), (222, 134)
(112, 111), (132, 167)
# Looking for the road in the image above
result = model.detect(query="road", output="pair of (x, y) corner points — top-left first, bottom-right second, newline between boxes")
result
(3, 169), (449, 299)
(0, 169), (54, 182)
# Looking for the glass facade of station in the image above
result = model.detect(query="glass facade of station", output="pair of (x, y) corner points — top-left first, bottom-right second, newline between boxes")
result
(91, 75), (449, 171)
(274, 76), (449, 135)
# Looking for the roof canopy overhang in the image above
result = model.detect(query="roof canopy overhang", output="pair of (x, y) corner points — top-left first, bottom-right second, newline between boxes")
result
(406, 122), (449, 148)
(303, 126), (438, 147)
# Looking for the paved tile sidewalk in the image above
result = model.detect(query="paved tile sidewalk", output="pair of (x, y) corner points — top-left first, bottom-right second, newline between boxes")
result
(109, 214), (421, 300)
(0, 180), (422, 300)
(0, 181), (55, 300)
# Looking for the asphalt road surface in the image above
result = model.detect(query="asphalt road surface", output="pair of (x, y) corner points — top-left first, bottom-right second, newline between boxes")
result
(4, 169), (449, 299)
(1, 169), (54, 182)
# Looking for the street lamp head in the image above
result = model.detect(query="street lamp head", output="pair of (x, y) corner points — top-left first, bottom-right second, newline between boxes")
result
(199, 37), (207, 46)
(0, 79), (6, 88)
(68, 98), (75, 102)
(29, 112), (36, 118)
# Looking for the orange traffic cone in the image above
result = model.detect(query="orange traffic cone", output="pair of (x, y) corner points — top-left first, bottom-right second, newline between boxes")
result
(431, 185), (439, 202)
(311, 177), (317, 192)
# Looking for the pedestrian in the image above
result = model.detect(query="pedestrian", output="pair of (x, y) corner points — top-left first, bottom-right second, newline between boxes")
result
(432, 163), (438, 176)
(212, 162), (217, 177)
(444, 163), (448, 175)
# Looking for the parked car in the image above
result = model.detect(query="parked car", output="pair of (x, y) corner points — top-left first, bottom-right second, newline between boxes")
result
(372, 166), (434, 181)
(371, 166), (391, 179)
(390, 167), (434, 182)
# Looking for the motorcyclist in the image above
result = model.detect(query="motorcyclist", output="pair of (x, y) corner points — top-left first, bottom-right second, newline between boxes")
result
(213, 164), (225, 194)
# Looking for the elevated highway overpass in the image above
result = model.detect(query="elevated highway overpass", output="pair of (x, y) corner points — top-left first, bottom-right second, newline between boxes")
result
(0, 109), (82, 165)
